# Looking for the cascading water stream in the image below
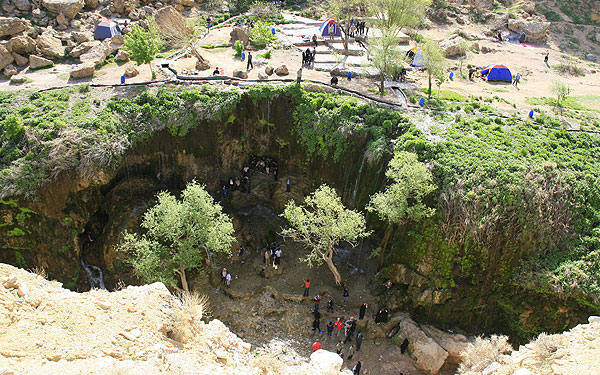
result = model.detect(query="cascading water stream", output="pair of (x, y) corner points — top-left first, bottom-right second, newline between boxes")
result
(80, 256), (106, 290)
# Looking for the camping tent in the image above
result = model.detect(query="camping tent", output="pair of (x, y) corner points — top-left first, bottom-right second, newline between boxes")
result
(480, 64), (512, 81)
(95, 21), (122, 41)
(319, 19), (341, 37)
(407, 47), (425, 67)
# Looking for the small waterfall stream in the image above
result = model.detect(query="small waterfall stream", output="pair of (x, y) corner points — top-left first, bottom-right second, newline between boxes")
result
(80, 257), (106, 290)
(351, 150), (368, 206)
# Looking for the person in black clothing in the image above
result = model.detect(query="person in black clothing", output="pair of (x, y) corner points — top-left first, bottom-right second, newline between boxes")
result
(273, 165), (279, 180)
(213, 67), (220, 75)
(312, 318), (322, 333)
(352, 361), (362, 375)
(355, 332), (363, 351)
(313, 34), (318, 48)
(327, 321), (334, 337)
(343, 287), (349, 302)
(327, 299), (334, 313)
(400, 338), (409, 354)
(359, 303), (367, 320)
(313, 308), (321, 320)
(330, 76), (338, 86)
(468, 65), (475, 81)
(247, 51), (253, 70)
(286, 178), (291, 192)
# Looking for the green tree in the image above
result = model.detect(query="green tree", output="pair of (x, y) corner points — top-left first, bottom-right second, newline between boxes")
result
(550, 80), (571, 116)
(369, 30), (403, 95)
(281, 184), (371, 285)
(326, 0), (361, 55)
(367, 151), (436, 269)
(118, 181), (235, 292)
(421, 39), (446, 98)
(367, 0), (432, 32)
(124, 24), (160, 79)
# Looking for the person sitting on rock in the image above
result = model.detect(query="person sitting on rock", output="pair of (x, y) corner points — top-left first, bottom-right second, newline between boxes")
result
(213, 67), (220, 76)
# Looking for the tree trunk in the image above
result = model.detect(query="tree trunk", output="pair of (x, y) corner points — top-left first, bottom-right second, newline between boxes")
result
(178, 264), (189, 293)
(380, 74), (385, 95)
(149, 63), (154, 81)
(378, 223), (395, 270)
(323, 250), (342, 285)
(428, 73), (432, 98)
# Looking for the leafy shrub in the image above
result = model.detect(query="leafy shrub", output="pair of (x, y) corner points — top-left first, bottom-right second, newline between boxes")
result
(258, 49), (272, 59)
(458, 335), (512, 374)
(553, 63), (585, 77)
(234, 40), (244, 56)
(248, 20), (275, 47)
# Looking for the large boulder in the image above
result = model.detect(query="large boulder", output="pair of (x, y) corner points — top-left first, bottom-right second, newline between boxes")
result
(195, 57), (210, 70)
(0, 46), (15, 71)
(29, 55), (53, 69)
(41, 0), (84, 19)
(84, 0), (98, 9)
(439, 36), (468, 57)
(155, 6), (191, 47)
(7, 35), (37, 56)
(37, 34), (65, 59)
(309, 350), (343, 375)
(421, 325), (472, 363)
(70, 40), (100, 57)
(275, 65), (288, 76)
(78, 37), (121, 65)
(397, 317), (448, 374)
(13, 0), (31, 11)
(507, 19), (550, 43)
(3, 64), (18, 77)
(115, 49), (130, 61)
(112, 0), (133, 14)
(70, 63), (94, 78)
(11, 52), (29, 67)
(232, 69), (248, 79)
(264, 65), (274, 75)
(72, 31), (93, 43)
(124, 64), (138, 77)
(230, 27), (249, 46)
(0, 17), (27, 38)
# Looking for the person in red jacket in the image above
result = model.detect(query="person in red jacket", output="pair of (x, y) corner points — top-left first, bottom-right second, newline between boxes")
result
(334, 317), (343, 336)
(312, 341), (322, 351)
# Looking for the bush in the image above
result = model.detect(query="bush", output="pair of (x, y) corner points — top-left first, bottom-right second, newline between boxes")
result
(171, 291), (209, 343)
(258, 49), (272, 59)
(458, 335), (512, 374)
(234, 40), (244, 56)
(553, 63), (585, 77)
(248, 20), (275, 47)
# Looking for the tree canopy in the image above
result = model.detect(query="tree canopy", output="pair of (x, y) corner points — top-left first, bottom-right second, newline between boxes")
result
(367, 0), (432, 32)
(370, 30), (403, 95)
(124, 24), (159, 76)
(119, 181), (235, 292)
(281, 184), (371, 285)
(421, 39), (446, 98)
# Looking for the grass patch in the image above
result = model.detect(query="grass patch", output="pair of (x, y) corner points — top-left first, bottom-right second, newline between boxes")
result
(526, 97), (594, 111)
(421, 88), (467, 102)
(553, 63), (585, 77)
(201, 42), (231, 49)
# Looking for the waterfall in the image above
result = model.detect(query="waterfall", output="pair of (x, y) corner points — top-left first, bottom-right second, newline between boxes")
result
(352, 150), (368, 206)
(80, 257), (106, 290)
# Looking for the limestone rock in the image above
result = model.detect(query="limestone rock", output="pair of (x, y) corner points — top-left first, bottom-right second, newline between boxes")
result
(7, 35), (37, 56)
(521, 1), (535, 15)
(95, 300), (111, 310)
(72, 31), (93, 43)
(11, 52), (28, 67)
(233, 69), (248, 79)
(124, 64), (138, 77)
(264, 65), (273, 75)
(398, 317), (448, 374)
(115, 49), (130, 61)
(4, 64), (19, 77)
(79, 40), (110, 65)
(13, 0), (31, 11)
(507, 19), (550, 43)
(56, 13), (68, 26)
(70, 63), (94, 78)
(0, 17), (27, 38)
(589, 316), (600, 324)
(177, 0), (195, 6)
(230, 27), (249, 46)
(439, 36), (468, 57)
(112, 0), (133, 14)
(155, 6), (191, 47)
(483, 361), (501, 375)
(0, 367), (15, 375)
(258, 72), (267, 79)
(422, 325), (471, 362)
(9, 75), (27, 84)
(309, 350), (343, 375)
(84, 0), (98, 8)
(275, 65), (288, 76)
(513, 369), (532, 375)
(29, 55), (53, 69)
(41, 0), (84, 19)
(0, 45), (15, 71)
(195, 57), (210, 70)
(37, 34), (65, 59)
(70, 41), (100, 57)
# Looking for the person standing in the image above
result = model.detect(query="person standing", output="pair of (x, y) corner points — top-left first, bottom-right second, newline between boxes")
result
(327, 299), (334, 313)
(313, 308), (321, 321)
(544, 51), (549, 67)
(286, 177), (291, 192)
(303, 278), (310, 297)
(512, 73), (520, 89)
(312, 318), (322, 333)
(247, 51), (253, 70)
(343, 286), (349, 303)
(274, 247), (282, 269)
(238, 247), (245, 263)
(359, 303), (367, 320)
(296, 67), (303, 85)
(225, 272), (232, 288)
(221, 268), (227, 284)
(313, 33), (318, 48)
(328, 22), (335, 40)
(312, 341), (322, 351)
(314, 294), (322, 311)
(347, 345), (355, 360)
(336, 340), (344, 356)
(334, 318), (343, 336)
(355, 332), (363, 351)
(327, 321), (334, 337)
(352, 361), (362, 375)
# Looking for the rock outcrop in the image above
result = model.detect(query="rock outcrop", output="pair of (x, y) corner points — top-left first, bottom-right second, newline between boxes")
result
(29, 55), (53, 69)
(275, 65), (289, 76)
(70, 63), (95, 78)
(439, 35), (468, 57)
(233, 69), (248, 79)
(154, 6), (191, 47)
(0, 46), (14, 71)
(41, 0), (84, 18)
(7, 36), (37, 56)
(310, 350), (343, 375)
(36, 34), (66, 59)
(0, 17), (26, 38)
(507, 19), (550, 43)
(230, 27), (249, 46)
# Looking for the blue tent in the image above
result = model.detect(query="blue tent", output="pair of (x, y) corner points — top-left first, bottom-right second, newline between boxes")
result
(319, 19), (341, 37)
(480, 64), (512, 81)
(95, 21), (122, 41)
(407, 47), (425, 67)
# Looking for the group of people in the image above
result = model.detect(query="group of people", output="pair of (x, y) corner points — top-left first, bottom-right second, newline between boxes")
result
(221, 268), (232, 288)
(251, 155), (279, 181)
(348, 19), (368, 37)
(221, 156), (282, 199)
(302, 48), (316, 67)
(261, 243), (283, 270)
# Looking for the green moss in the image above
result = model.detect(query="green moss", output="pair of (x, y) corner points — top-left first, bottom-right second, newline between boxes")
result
(6, 227), (25, 237)
(14, 250), (27, 268)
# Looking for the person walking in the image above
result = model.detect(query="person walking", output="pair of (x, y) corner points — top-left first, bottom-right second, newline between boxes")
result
(347, 345), (355, 360)
(312, 341), (322, 351)
(336, 340), (344, 356)
(512, 73), (520, 89)
(314, 294), (322, 311)
(303, 278), (310, 297)
(274, 247), (282, 269)
(352, 361), (362, 375)
(312, 318), (322, 333)
(359, 303), (367, 320)
(327, 321), (334, 337)
(343, 286), (349, 303)
(313, 34), (318, 48)
(247, 51), (253, 70)
(355, 332), (363, 351)
(327, 299), (334, 313)
(313, 308), (321, 321)
(544, 51), (549, 67)
(296, 67), (303, 85)
(225, 272), (232, 288)
(334, 318), (343, 336)
(221, 268), (227, 284)
(286, 177), (291, 192)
